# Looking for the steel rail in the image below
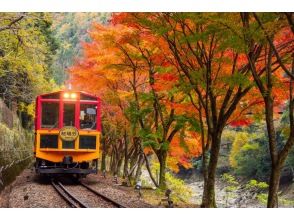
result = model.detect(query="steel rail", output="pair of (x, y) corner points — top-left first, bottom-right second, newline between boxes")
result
(79, 182), (126, 208)
(51, 179), (88, 208)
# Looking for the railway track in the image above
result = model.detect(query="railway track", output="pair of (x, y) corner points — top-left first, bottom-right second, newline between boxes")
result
(51, 179), (89, 208)
(51, 179), (126, 208)
(79, 182), (126, 208)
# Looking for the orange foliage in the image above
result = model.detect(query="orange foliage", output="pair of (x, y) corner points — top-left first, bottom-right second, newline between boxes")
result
(167, 131), (202, 172)
(69, 13), (293, 173)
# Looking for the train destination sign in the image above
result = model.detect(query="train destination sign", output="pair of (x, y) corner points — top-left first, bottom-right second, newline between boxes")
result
(59, 126), (79, 141)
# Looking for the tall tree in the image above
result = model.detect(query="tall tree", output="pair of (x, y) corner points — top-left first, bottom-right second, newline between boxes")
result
(114, 12), (265, 207)
(70, 22), (201, 189)
(239, 12), (294, 207)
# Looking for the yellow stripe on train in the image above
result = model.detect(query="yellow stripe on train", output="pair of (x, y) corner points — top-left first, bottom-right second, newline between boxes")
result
(34, 129), (100, 163)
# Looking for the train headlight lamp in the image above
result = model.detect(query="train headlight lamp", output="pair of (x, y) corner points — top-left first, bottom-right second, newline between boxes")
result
(70, 93), (77, 99)
(63, 92), (70, 98)
(63, 92), (76, 99)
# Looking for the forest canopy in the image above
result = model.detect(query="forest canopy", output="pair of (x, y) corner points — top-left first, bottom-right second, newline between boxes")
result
(69, 12), (294, 208)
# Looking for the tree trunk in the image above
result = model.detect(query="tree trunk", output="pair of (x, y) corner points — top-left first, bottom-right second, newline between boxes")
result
(143, 153), (159, 187)
(264, 96), (280, 208)
(135, 154), (144, 182)
(158, 150), (167, 189)
(101, 138), (107, 172)
(110, 149), (116, 174)
(116, 157), (123, 176)
(201, 149), (209, 205)
(267, 164), (281, 207)
(123, 132), (129, 178)
(129, 139), (139, 179)
(201, 132), (222, 208)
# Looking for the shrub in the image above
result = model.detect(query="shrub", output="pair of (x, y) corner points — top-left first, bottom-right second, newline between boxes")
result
(245, 179), (269, 191)
(165, 172), (193, 203)
(221, 173), (239, 207)
(245, 179), (269, 205)
(229, 132), (249, 168)
(234, 142), (271, 180)
(150, 162), (192, 203)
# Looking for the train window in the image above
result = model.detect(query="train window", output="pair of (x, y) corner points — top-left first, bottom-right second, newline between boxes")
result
(80, 104), (97, 129)
(80, 93), (96, 101)
(63, 104), (75, 126)
(41, 102), (59, 128)
(40, 135), (58, 148)
(62, 140), (75, 149)
(79, 136), (96, 149)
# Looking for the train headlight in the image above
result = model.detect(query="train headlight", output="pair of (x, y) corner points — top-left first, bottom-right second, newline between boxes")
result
(63, 92), (70, 98)
(70, 93), (77, 99)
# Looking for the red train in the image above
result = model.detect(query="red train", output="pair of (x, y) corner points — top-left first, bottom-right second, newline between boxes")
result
(34, 90), (101, 177)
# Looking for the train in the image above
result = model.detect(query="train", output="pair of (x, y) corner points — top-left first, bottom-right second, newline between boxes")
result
(34, 90), (101, 177)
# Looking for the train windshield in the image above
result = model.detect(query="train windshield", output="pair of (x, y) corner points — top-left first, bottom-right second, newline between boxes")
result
(41, 102), (59, 128)
(80, 104), (97, 129)
(63, 104), (75, 126)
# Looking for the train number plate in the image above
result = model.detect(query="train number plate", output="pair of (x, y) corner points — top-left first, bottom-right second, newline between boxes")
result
(59, 126), (79, 141)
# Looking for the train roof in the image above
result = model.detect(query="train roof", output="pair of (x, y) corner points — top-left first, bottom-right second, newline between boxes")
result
(37, 90), (99, 99)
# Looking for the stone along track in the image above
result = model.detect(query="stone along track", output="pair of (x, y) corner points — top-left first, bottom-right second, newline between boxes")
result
(51, 179), (126, 208)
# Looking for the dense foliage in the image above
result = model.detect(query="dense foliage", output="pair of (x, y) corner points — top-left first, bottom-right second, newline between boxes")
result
(69, 12), (294, 207)
(0, 13), (59, 127)
(50, 13), (109, 84)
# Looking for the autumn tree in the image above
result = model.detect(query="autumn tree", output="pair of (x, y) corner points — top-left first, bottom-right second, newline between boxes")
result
(70, 20), (202, 189)
(69, 13), (294, 208)
(115, 12), (268, 207)
(238, 12), (294, 208)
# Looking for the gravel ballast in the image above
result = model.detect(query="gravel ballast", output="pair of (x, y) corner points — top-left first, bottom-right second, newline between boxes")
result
(0, 168), (155, 208)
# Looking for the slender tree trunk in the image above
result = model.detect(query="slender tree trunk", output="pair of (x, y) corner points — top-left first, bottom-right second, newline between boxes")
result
(143, 153), (159, 187)
(110, 149), (116, 174)
(201, 131), (222, 208)
(129, 145), (139, 179)
(267, 164), (281, 207)
(265, 96), (293, 207)
(195, 101), (210, 206)
(264, 95), (280, 208)
(135, 154), (144, 182)
(116, 157), (123, 176)
(101, 138), (107, 172)
(109, 150), (113, 172)
(201, 149), (209, 205)
(158, 150), (167, 189)
(123, 131), (128, 178)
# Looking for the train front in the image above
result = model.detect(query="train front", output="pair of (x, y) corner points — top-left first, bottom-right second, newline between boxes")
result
(34, 91), (101, 177)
